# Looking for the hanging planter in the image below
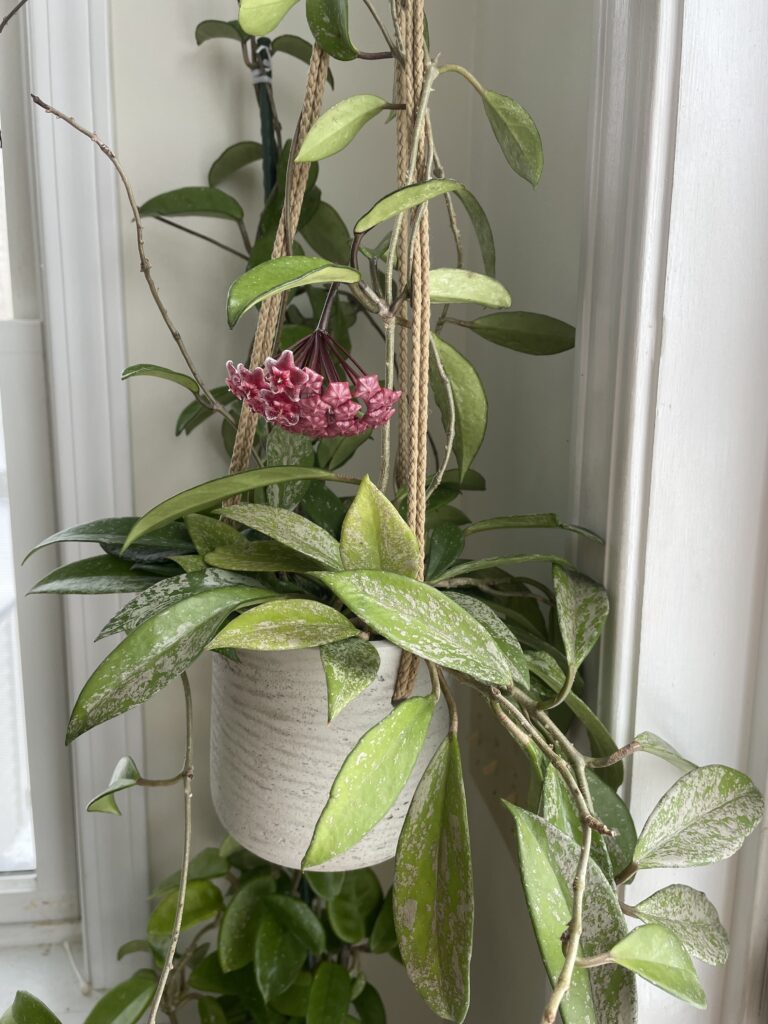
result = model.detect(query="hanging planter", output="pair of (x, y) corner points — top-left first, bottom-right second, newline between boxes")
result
(210, 643), (449, 869)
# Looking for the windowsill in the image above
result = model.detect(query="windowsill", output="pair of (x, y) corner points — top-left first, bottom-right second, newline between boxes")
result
(0, 943), (97, 1023)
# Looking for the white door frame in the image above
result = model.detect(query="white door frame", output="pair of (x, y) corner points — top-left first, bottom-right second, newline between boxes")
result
(573, 1), (768, 1020)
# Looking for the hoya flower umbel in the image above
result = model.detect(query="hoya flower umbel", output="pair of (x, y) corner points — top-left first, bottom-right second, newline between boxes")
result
(226, 329), (401, 439)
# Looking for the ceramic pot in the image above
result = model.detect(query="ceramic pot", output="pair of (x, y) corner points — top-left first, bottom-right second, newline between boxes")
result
(210, 642), (449, 870)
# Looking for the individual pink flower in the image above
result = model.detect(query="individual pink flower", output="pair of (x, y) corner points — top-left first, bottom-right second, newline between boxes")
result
(225, 329), (401, 439)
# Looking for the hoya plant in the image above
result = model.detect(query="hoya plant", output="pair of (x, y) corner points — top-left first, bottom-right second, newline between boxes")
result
(4, 1), (763, 1023)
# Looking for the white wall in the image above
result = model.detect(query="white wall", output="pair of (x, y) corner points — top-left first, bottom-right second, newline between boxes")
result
(109, 0), (595, 1018)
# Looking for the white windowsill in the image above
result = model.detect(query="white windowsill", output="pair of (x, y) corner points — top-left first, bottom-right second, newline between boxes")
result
(0, 943), (97, 1023)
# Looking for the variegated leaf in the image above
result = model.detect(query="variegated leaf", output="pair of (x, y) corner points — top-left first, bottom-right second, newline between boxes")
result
(447, 592), (529, 688)
(553, 565), (609, 674)
(205, 541), (320, 574)
(209, 599), (357, 651)
(632, 884), (729, 966)
(222, 503), (343, 569)
(608, 925), (706, 1008)
(633, 731), (696, 773)
(587, 770), (636, 876)
(320, 636), (381, 721)
(266, 428), (315, 509)
(538, 765), (613, 880)
(340, 475), (421, 578)
(86, 756), (140, 815)
(185, 514), (248, 556)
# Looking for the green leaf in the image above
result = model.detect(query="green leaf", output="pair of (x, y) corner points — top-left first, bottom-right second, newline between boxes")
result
(297, 95), (390, 162)
(264, 894), (326, 956)
(327, 869), (382, 942)
(148, 880), (223, 939)
(506, 805), (636, 1023)
(272, 35), (335, 88)
(222, 503), (342, 569)
(538, 765), (614, 880)
(301, 202), (351, 264)
(195, 20), (246, 44)
(431, 334), (487, 481)
(301, 482), (347, 536)
(208, 141), (263, 187)
(460, 311), (574, 354)
(239, 0), (301, 35)
(83, 972), (157, 1024)
(321, 636), (380, 721)
(153, 847), (231, 899)
(189, 953), (257, 996)
(266, 428), (315, 510)
(314, 570), (512, 687)
(86, 756), (141, 815)
(122, 467), (346, 549)
(553, 566), (609, 675)
(30, 555), (158, 595)
(303, 696), (436, 867)
(121, 363), (199, 394)
(140, 186), (243, 221)
(369, 890), (397, 954)
(271, 971), (313, 1016)
(429, 268), (510, 308)
(633, 764), (764, 869)
(394, 735), (472, 1023)
(608, 924), (706, 1008)
(5, 993), (62, 1024)
(305, 871), (345, 899)
(587, 770), (636, 876)
(354, 984), (386, 1024)
(209, 598), (357, 651)
(426, 523), (465, 580)
(67, 586), (264, 742)
(227, 256), (360, 327)
(481, 90), (543, 186)
(465, 512), (602, 543)
(632, 884), (729, 966)
(218, 875), (276, 972)
(446, 592), (529, 689)
(632, 731), (696, 773)
(255, 909), (307, 1002)
(184, 515), (248, 558)
(340, 475), (421, 577)
(306, 0), (357, 60)
(317, 432), (371, 471)
(205, 542), (320, 574)
(307, 963), (352, 1024)
(356, 179), (470, 235)
(452, 187), (496, 276)
(116, 939), (160, 962)
(26, 517), (193, 562)
(197, 997), (227, 1024)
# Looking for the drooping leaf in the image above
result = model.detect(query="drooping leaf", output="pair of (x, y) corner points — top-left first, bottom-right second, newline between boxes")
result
(306, 963), (352, 1024)
(303, 696), (436, 867)
(297, 95), (390, 162)
(632, 884), (729, 966)
(266, 428), (315, 509)
(434, 551), (572, 582)
(321, 636), (381, 720)
(205, 541), (320, 574)
(632, 731), (696, 774)
(86, 756), (141, 815)
(481, 90), (543, 186)
(6, 992), (62, 1024)
(301, 201), (351, 264)
(82, 972), (157, 1024)
(140, 187), (244, 221)
(26, 517), (193, 562)
(67, 586), (264, 742)
(222, 503), (342, 568)
(431, 334), (487, 481)
(453, 188), (495, 276)
(460, 310), (574, 354)
(553, 566), (609, 675)
(633, 764), (764, 869)
(313, 570), (512, 687)
(208, 141), (263, 187)
(254, 909), (306, 1002)
(446, 592), (529, 689)
(356, 179), (470, 234)
(327, 869), (382, 943)
(466, 512), (601, 543)
(586, 770), (636, 876)
(429, 268), (510, 308)
(272, 35), (335, 88)
(218, 875), (276, 972)
(184, 514), (248, 557)
(122, 467), (346, 549)
(608, 925), (706, 1008)
(239, 0), (301, 36)
(148, 880), (223, 939)
(116, 939), (160, 963)
(30, 555), (158, 595)
(305, 871), (345, 900)
(209, 599), (357, 651)
(264, 894), (326, 956)
(195, 19), (246, 45)
(227, 256), (360, 327)
(340, 475), (421, 577)
(394, 735), (473, 1023)
(121, 363), (199, 394)
(354, 984), (386, 1024)
(506, 805), (636, 1023)
(306, 0), (357, 61)
(369, 890), (397, 954)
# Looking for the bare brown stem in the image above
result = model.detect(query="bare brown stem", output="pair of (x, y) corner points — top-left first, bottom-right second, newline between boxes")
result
(0, 0), (29, 34)
(587, 740), (640, 769)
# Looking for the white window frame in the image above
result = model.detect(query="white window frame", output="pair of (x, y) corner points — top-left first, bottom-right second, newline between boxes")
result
(572, 1), (768, 1021)
(0, 0), (150, 988)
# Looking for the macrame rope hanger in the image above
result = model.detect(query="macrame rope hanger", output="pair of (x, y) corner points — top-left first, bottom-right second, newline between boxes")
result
(227, 3), (432, 702)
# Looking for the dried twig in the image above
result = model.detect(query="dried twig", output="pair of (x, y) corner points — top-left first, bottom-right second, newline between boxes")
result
(0, 0), (30, 35)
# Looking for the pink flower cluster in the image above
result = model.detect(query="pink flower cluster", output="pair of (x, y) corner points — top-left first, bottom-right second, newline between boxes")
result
(225, 333), (400, 439)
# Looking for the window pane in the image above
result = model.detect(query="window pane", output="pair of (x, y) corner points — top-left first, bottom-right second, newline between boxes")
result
(0, 379), (35, 873)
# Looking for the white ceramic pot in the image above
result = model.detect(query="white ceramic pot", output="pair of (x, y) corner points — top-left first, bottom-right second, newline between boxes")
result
(210, 642), (449, 870)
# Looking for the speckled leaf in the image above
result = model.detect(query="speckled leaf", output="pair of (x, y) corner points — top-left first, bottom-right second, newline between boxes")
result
(255, 909), (306, 1002)
(608, 925), (706, 1008)
(633, 732), (696, 774)
(586, 771), (636, 876)
(223, 503), (342, 569)
(327, 869), (382, 942)
(447, 592), (529, 689)
(297, 95), (389, 162)
(67, 586), (263, 742)
(218, 875), (276, 972)
(340, 476), (421, 577)
(30, 555), (157, 595)
(205, 542), (320, 574)
(538, 766), (613, 881)
(632, 885), (728, 966)
(6, 992), (62, 1024)
(86, 756), (140, 815)
(25, 516), (193, 562)
(554, 566), (609, 674)
(266, 428), (315, 509)
(227, 257), (360, 327)
(208, 141), (263, 187)
(239, 0), (301, 35)
(185, 514), (249, 557)
(314, 571), (512, 687)
(431, 334), (488, 482)
(209, 599), (357, 651)
(306, 0), (357, 60)
(506, 805), (637, 1024)
(356, 179), (472, 235)
(394, 735), (473, 1023)
(633, 764), (764, 869)
(481, 90), (543, 187)
(307, 963), (352, 1024)
(82, 971), (157, 1024)
(321, 636), (380, 720)
(139, 187), (243, 221)
(429, 268), (510, 308)
(148, 880), (223, 939)
(304, 696), (436, 867)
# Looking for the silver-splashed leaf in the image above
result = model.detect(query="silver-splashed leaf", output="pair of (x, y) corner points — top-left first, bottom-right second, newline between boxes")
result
(321, 636), (381, 721)
(632, 884), (729, 966)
